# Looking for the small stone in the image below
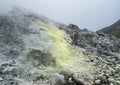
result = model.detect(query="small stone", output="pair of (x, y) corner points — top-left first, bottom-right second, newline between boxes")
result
(114, 74), (119, 77)
(108, 77), (115, 83)
(50, 73), (65, 85)
(95, 79), (101, 84)
(60, 68), (74, 80)
(110, 83), (114, 85)
(85, 58), (90, 62)
(98, 73), (104, 79)
(0, 76), (3, 81)
(116, 81), (120, 84)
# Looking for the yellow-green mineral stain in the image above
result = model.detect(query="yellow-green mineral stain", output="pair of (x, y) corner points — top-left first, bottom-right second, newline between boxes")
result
(39, 21), (93, 74)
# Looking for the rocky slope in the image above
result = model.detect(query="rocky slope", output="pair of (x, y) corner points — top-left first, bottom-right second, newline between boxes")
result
(59, 24), (120, 85)
(0, 8), (120, 85)
(0, 8), (94, 85)
(97, 19), (120, 38)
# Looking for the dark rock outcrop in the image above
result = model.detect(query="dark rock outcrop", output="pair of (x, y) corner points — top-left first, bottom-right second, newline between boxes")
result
(97, 19), (120, 38)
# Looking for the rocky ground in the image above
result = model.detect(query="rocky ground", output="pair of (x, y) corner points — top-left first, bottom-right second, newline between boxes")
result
(0, 8), (120, 85)
(58, 24), (120, 85)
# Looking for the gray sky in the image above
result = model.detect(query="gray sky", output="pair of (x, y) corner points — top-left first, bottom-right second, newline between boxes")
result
(0, 0), (120, 31)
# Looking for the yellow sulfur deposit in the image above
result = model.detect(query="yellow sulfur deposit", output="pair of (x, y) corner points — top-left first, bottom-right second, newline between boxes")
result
(39, 21), (93, 74)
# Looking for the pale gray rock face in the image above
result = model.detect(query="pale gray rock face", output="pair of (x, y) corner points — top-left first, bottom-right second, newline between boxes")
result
(50, 73), (65, 85)
(0, 15), (24, 59)
(59, 68), (74, 82)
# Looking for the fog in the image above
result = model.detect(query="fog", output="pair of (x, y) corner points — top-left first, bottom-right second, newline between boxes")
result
(0, 0), (120, 31)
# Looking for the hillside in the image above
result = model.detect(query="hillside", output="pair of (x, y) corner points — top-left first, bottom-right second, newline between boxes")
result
(97, 19), (120, 38)
(0, 8), (120, 85)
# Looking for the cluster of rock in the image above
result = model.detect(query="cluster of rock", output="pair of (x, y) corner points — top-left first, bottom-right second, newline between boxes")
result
(50, 68), (85, 85)
(58, 24), (120, 85)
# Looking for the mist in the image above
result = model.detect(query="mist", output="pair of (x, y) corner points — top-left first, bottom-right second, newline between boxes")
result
(0, 0), (120, 31)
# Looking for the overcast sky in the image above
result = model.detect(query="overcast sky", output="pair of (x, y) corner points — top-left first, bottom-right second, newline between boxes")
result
(0, 0), (120, 31)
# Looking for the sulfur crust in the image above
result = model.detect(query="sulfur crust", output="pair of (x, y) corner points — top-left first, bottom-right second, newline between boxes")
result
(39, 21), (94, 76)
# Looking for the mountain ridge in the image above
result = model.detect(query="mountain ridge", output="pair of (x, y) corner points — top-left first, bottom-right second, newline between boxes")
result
(97, 19), (120, 38)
